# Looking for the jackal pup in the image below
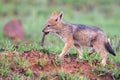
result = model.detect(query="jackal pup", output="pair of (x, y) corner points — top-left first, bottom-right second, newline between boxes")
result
(42, 12), (115, 66)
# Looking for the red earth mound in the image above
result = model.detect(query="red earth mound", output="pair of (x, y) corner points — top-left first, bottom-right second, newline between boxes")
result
(3, 19), (25, 40)
(0, 50), (117, 80)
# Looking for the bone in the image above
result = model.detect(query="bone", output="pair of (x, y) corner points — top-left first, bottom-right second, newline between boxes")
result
(40, 33), (46, 46)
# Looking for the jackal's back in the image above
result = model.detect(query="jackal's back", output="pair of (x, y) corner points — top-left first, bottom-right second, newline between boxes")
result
(72, 24), (106, 46)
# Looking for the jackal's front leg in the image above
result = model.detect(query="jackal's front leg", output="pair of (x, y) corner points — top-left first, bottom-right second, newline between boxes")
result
(59, 40), (73, 58)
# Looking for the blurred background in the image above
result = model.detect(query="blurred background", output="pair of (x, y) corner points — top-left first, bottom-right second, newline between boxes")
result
(0, 0), (120, 53)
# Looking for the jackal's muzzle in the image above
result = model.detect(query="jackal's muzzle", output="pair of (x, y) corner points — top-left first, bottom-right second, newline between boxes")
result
(42, 29), (49, 35)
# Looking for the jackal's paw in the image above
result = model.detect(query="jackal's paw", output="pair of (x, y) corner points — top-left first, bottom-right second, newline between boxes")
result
(58, 54), (64, 58)
(78, 56), (84, 60)
(54, 56), (64, 64)
(55, 55), (64, 63)
(57, 55), (63, 60)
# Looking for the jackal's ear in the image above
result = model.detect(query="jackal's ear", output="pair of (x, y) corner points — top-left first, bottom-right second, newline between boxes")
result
(51, 11), (57, 18)
(56, 11), (63, 22)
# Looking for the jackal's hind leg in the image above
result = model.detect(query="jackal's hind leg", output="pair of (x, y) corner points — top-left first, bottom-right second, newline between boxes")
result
(101, 50), (107, 66)
(74, 44), (83, 59)
(93, 44), (107, 66)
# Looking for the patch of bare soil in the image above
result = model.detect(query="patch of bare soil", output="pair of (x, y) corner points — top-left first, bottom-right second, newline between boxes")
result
(0, 50), (117, 80)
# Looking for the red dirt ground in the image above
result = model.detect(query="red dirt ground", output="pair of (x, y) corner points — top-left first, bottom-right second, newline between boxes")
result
(0, 50), (118, 80)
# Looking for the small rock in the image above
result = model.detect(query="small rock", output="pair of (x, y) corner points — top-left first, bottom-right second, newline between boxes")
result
(3, 19), (25, 40)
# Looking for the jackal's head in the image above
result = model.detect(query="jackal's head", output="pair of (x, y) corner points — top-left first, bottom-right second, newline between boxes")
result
(42, 12), (63, 34)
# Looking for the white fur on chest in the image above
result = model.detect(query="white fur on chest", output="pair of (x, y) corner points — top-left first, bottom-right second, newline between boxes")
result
(56, 34), (67, 42)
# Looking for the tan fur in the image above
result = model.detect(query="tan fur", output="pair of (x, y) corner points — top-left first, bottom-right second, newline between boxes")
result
(42, 12), (115, 66)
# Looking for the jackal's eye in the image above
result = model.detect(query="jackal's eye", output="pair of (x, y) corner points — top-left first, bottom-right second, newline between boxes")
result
(47, 25), (51, 27)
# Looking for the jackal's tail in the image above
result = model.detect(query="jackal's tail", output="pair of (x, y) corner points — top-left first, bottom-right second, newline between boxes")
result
(105, 42), (116, 56)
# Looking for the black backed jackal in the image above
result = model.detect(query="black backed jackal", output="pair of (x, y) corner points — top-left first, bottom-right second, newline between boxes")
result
(42, 12), (116, 66)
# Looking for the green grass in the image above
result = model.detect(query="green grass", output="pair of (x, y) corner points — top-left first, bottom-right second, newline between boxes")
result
(0, 55), (10, 76)
(53, 71), (90, 80)
(0, 0), (120, 79)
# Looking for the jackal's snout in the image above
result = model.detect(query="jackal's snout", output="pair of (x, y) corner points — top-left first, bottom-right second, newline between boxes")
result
(42, 27), (49, 34)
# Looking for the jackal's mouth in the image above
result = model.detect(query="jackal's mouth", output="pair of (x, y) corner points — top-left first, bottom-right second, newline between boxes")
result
(42, 29), (49, 35)
(44, 32), (49, 35)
